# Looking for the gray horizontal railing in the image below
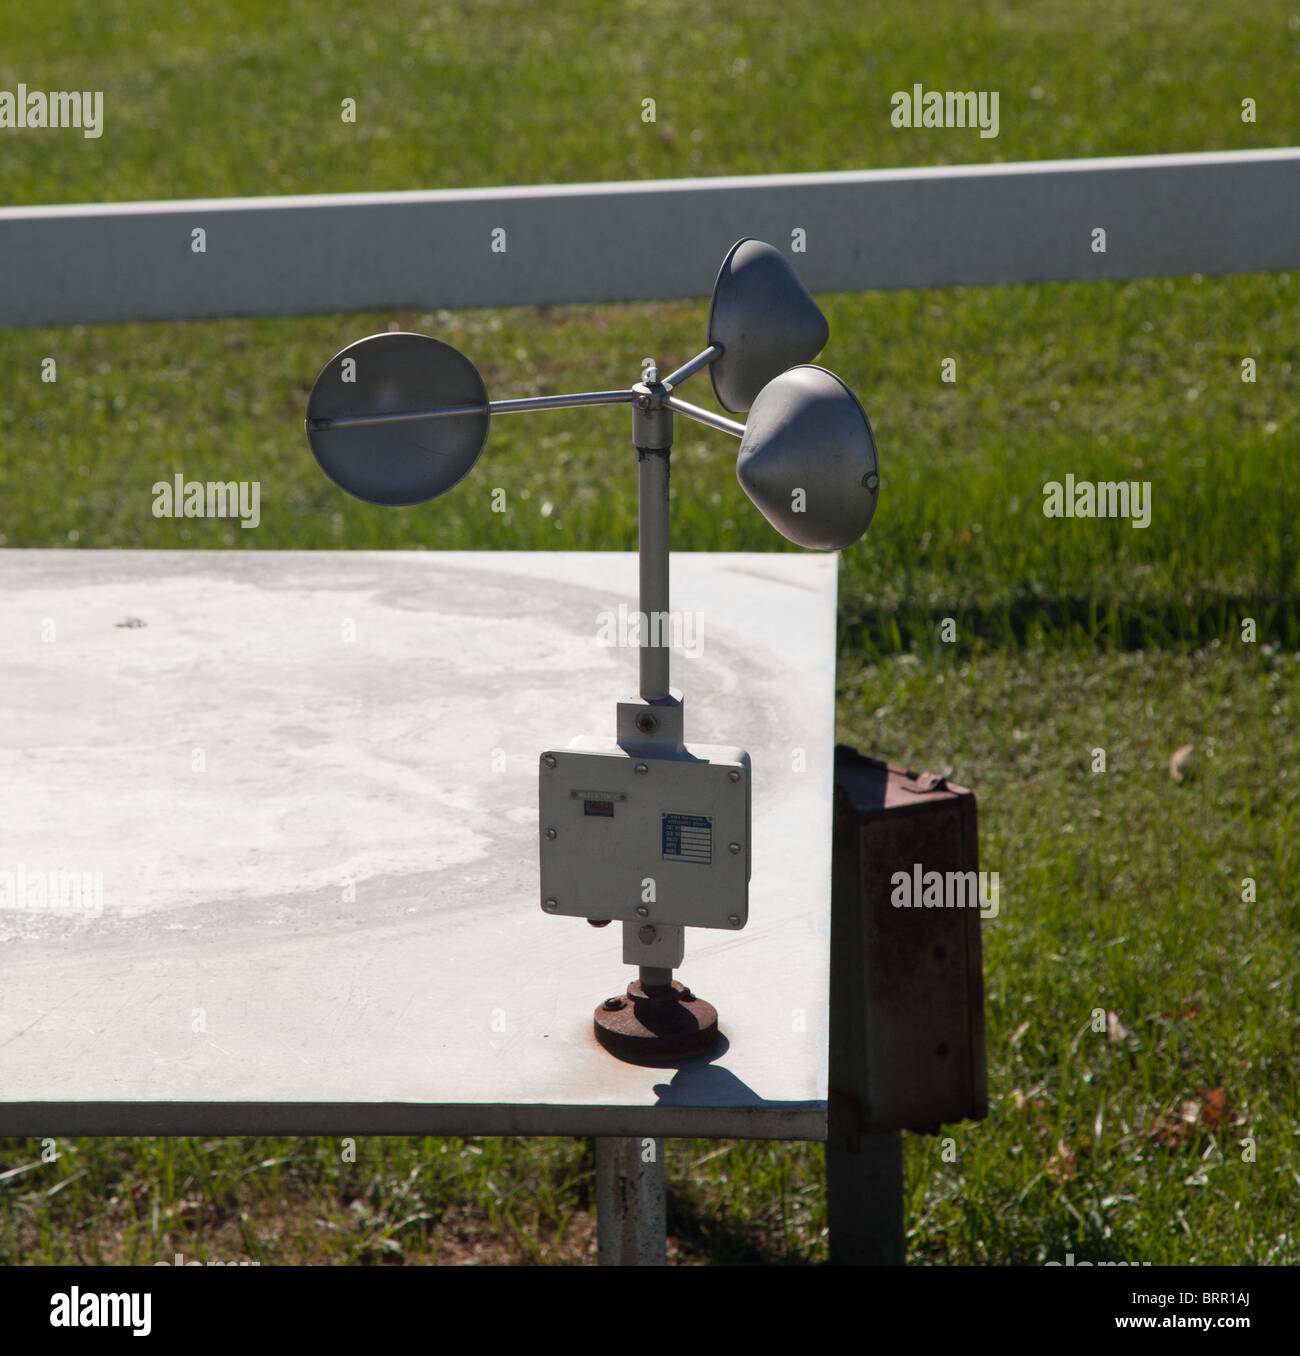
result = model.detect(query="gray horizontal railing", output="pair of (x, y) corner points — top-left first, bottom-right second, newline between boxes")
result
(2, 149), (1297, 327)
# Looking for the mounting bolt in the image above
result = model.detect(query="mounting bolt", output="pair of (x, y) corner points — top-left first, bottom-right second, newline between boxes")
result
(635, 713), (658, 734)
(543, 898), (559, 912)
(728, 769), (741, 783)
(603, 996), (625, 1011)
(544, 827), (557, 840)
(635, 906), (649, 918)
(634, 762), (649, 775)
(864, 472), (879, 491)
(728, 842), (741, 855)
(728, 914), (741, 927)
(638, 924), (657, 944)
(542, 754), (557, 769)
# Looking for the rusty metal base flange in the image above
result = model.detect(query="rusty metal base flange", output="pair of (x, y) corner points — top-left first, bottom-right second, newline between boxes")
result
(593, 980), (719, 1060)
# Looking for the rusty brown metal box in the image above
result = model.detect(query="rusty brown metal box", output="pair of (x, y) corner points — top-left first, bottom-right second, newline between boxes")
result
(830, 745), (989, 1135)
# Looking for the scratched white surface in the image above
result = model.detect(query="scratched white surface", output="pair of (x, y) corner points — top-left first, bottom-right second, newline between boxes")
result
(0, 550), (835, 1134)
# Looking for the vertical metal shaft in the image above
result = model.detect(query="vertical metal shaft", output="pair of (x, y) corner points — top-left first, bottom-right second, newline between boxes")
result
(633, 386), (673, 704)
(639, 966), (673, 992)
(632, 384), (676, 995)
(637, 449), (670, 702)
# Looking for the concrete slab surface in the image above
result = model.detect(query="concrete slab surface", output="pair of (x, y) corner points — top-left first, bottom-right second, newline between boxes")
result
(0, 550), (836, 1138)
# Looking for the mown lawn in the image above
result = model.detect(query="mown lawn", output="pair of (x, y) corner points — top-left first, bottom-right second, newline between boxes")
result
(0, 0), (1296, 1264)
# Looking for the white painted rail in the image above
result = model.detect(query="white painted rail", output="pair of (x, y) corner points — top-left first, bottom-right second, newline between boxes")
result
(2, 149), (1297, 327)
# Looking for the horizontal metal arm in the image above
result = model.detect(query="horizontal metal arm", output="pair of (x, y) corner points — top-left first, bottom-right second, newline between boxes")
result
(307, 402), (483, 432)
(490, 389), (638, 416)
(307, 388), (636, 432)
(661, 344), (722, 391)
(661, 395), (746, 439)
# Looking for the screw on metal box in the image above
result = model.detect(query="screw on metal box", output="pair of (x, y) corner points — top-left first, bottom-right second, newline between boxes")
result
(304, 238), (880, 1060)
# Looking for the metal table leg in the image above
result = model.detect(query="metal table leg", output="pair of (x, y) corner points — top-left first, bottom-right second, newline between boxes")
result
(595, 1136), (667, 1266)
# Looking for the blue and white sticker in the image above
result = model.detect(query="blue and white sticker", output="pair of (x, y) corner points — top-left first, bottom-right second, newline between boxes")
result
(661, 812), (712, 865)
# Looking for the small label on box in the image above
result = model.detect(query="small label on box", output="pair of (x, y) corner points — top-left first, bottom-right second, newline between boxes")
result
(661, 812), (712, 865)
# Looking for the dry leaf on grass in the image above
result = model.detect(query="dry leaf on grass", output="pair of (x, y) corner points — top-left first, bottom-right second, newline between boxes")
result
(1199, 1086), (1230, 1128)
(1047, 1138), (1077, 1179)
(1169, 743), (1194, 782)
(1148, 1087), (1237, 1147)
(1012, 1088), (1048, 1119)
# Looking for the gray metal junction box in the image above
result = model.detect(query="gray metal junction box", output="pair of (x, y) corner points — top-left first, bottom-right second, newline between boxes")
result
(539, 736), (751, 931)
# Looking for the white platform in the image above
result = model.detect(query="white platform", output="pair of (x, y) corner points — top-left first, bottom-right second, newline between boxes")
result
(0, 550), (836, 1139)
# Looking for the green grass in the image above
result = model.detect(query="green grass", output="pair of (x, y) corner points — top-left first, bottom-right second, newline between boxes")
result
(3, 272), (1296, 655)
(2, 0), (1298, 202)
(853, 644), (1299, 1266)
(1, 0), (1298, 1265)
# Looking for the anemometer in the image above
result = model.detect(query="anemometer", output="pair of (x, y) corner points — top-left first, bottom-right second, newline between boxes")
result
(305, 238), (878, 1058)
